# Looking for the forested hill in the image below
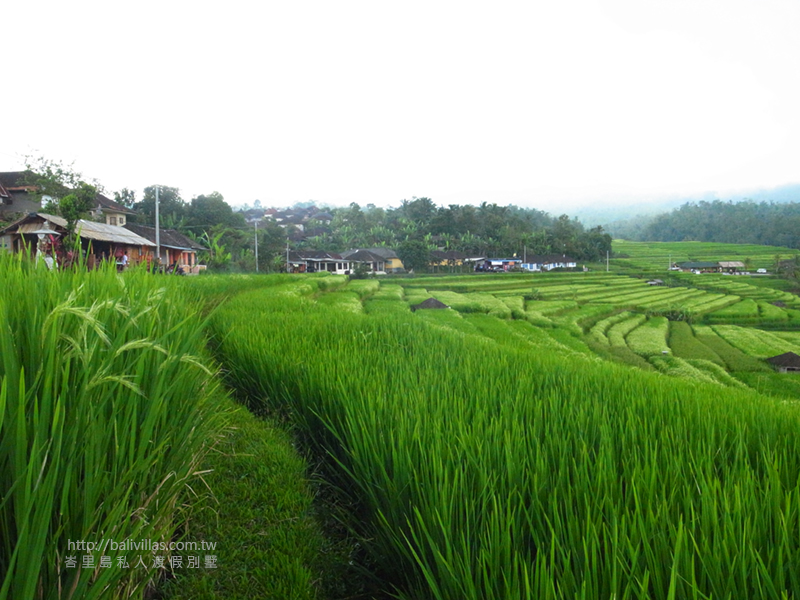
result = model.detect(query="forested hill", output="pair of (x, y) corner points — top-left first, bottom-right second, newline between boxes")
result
(636, 200), (800, 249)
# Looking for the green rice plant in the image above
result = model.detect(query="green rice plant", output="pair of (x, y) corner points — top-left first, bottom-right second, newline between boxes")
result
(209, 280), (800, 600)
(317, 290), (363, 313)
(685, 359), (750, 389)
(525, 300), (577, 315)
(365, 298), (413, 316)
(405, 288), (430, 306)
(667, 321), (724, 365)
(544, 327), (597, 356)
(0, 255), (225, 600)
(705, 299), (760, 323)
(607, 313), (647, 346)
(373, 283), (405, 300)
(648, 355), (720, 385)
(602, 344), (658, 370)
(637, 289), (708, 310)
(347, 278), (380, 298)
(413, 307), (482, 337)
(504, 320), (591, 357)
(757, 301), (789, 322)
(500, 296), (526, 319)
(682, 293), (739, 315)
(463, 313), (527, 347)
(626, 316), (670, 357)
(315, 273), (348, 291)
(712, 324), (800, 358)
(430, 291), (512, 318)
(549, 304), (617, 336)
(523, 310), (553, 327)
(589, 311), (632, 346)
(735, 372), (800, 400)
(692, 324), (771, 372)
(773, 330), (800, 344)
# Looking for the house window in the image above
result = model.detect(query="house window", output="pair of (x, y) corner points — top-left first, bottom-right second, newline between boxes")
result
(118, 217), (125, 225)
(109, 217), (117, 226)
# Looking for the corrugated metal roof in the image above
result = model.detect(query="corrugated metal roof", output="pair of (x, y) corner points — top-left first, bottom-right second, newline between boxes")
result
(19, 214), (156, 246)
(718, 261), (746, 268)
(75, 221), (156, 246)
(16, 222), (55, 234)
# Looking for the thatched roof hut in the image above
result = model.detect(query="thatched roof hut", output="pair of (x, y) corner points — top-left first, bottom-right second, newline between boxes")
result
(410, 298), (450, 312)
(766, 352), (800, 373)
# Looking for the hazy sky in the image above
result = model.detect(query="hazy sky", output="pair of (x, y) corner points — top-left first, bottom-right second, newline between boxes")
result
(3, 0), (798, 210)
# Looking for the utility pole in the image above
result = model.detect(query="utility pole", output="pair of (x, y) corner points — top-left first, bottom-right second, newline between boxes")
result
(285, 239), (289, 272)
(606, 250), (609, 272)
(254, 220), (259, 272)
(155, 186), (161, 271)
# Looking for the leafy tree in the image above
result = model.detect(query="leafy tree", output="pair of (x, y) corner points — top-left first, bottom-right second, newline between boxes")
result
(397, 239), (430, 273)
(187, 192), (245, 230)
(22, 156), (99, 244)
(400, 197), (436, 226)
(22, 155), (102, 202)
(131, 186), (186, 225)
(198, 230), (232, 271)
(113, 188), (136, 209)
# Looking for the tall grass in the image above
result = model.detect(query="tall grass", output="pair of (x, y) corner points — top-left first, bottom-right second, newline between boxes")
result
(0, 255), (224, 599)
(210, 277), (800, 600)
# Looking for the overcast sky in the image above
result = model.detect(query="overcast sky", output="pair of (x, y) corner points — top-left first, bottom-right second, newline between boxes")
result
(3, 0), (798, 211)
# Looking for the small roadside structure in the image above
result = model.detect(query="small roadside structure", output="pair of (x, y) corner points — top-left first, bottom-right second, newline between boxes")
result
(676, 261), (719, 273)
(647, 279), (664, 286)
(410, 298), (449, 312)
(520, 254), (578, 272)
(766, 352), (800, 373)
(0, 212), (155, 266)
(718, 261), (746, 273)
(123, 223), (205, 273)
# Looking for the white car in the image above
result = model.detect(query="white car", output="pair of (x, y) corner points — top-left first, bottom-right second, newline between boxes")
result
(757, 268), (767, 274)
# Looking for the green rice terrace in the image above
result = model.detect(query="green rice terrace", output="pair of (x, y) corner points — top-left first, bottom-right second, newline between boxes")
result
(3, 240), (800, 599)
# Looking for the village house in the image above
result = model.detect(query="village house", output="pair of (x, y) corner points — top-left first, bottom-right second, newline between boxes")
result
(718, 261), (746, 273)
(430, 250), (467, 272)
(90, 194), (135, 227)
(0, 172), (40, 215)
(343, 247), (404, 272)
(287, 250), (351, 274)
(288, 248), (396, 274)
(479, 258), (522, 271)
(340, 249), (388, 274)
(0, 212), (155, 267)
(676, 261), (720, 273)
(520, 254), (578, 271)
(676, 261), (748, 274)
(123, 223), (206, 273)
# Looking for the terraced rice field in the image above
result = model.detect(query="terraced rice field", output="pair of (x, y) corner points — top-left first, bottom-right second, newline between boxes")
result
(612, 240), (797, 272)
(204, 267), (800, 599)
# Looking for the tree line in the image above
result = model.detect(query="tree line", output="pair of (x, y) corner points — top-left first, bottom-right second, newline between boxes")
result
(288, 197), (612, 265)
(10, 158), (612, 272)
(629, 200), (800, 249)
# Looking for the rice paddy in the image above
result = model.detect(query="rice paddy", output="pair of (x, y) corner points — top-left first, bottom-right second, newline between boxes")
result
(204, 263), (800, 599)
(7, 238), (800, 599)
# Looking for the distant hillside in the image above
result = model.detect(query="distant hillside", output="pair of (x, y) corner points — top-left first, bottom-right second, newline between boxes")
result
(593, 183), (800, 241)
(634, 200), (800, 249)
